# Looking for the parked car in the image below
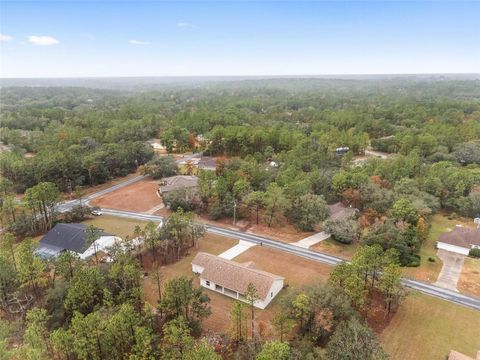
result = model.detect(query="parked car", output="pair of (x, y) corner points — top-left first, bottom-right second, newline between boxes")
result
(91, 207), (103, 216)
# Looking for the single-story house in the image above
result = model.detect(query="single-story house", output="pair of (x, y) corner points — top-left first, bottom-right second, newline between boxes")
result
(197, 156), (217, 171)
(191, 252), (284, 309)
(327, 202), (358, 222)
(159, 175), (199, 195)
(35, 223), (121, 259)
(437, 225), (480, 256)
(177, 155), (218, 174)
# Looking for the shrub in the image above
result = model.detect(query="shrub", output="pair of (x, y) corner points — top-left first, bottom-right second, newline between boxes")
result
(404, 255), (421, 267)
(469, 248), (480, 258)
(428, 257), (436, 262)
(324, 219), (359, 244)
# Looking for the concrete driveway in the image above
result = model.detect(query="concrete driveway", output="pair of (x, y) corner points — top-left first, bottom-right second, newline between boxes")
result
(434, 250), (465, 291)
(292, 231), (331, 249)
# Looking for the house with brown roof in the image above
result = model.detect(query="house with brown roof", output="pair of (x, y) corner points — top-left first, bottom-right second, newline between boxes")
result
(327, 202), (358, 222)
(191, 252), (284, 309)
(437, 225), (480, 256)
(448, 350), (480, 360)
(159, 175), (199, 195)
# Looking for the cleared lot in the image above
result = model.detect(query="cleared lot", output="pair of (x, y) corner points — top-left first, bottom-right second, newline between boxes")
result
(89, 177), (162, 213)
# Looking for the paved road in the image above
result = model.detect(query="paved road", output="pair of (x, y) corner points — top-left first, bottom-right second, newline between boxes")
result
(56, 175), (147, 213)
(56, 176), (480, 312)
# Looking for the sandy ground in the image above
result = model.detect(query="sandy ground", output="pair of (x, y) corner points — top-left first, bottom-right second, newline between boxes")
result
(90, 177), (162, 213)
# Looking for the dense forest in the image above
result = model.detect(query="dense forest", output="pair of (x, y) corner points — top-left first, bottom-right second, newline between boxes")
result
(1, 78), (480, 359)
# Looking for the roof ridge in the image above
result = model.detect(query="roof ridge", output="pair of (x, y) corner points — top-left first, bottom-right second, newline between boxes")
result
(196, 252), (284, 279)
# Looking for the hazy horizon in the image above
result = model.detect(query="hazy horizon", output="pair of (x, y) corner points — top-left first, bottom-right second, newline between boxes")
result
(1, 1), (479, 78)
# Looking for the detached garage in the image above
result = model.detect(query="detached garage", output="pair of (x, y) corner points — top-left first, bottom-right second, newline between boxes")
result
(437, 225), (480, 256)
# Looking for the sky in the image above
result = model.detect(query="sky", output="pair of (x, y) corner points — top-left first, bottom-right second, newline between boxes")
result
(0, 1), (479, 78)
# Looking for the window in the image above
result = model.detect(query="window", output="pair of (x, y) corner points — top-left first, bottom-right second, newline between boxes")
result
(206, 281), (210, 286)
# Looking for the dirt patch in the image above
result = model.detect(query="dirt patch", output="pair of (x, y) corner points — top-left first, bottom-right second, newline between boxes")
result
(90, 178), (162, 212)
(457, 257), (480, 297)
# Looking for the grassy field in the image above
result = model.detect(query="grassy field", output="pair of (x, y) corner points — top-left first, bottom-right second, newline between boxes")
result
(311, 238), (360, 260)
(402, 214), (472, 283)
(82, 215), (151, 239)
(458, 257), (480, 297)
(381, 292), (480, 360)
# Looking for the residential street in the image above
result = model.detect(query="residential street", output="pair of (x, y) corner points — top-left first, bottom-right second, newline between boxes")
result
(56, 175), (480, 312)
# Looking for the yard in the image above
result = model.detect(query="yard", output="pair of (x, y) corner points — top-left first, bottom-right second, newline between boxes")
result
(82, 215), (150, 239)
(402, 214), (472, 283)
(89, 177), (163, 213)
(458, 257), (480, 297)
(310, 238), (360, 260)
(141, 234), (332, 335)
(381, 292), (480, 360)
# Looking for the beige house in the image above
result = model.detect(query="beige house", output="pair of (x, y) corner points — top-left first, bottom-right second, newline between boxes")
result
(191, 252), (284, 309)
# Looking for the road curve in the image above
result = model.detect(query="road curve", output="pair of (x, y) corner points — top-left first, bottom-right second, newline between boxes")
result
(56, 176), (480, 312)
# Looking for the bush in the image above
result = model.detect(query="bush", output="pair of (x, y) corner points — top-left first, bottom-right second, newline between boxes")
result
(163, 188), (196, 212)
(404, 254), (421, 267)
(324, 219), (359, 244)
(469, 248), (480, 258)
(63, 205), (92, 223)
(428, 257), (436, 262)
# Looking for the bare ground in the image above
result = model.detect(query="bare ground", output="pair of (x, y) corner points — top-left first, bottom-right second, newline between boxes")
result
(90, 177), (162, 213)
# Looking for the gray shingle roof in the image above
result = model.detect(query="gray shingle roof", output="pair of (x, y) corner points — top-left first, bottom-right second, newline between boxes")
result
(39, 223), (111, 253)
(438, 226), (480, 249)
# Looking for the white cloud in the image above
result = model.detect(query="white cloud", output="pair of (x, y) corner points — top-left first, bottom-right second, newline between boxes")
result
(177, 22), (197, 28)
(0, 34), (13, 42)
(27, 35), (60, 46)
(129, 39), (150, 45)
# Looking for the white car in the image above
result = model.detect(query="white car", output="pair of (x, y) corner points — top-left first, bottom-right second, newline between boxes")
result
(91, 209), (103, 216)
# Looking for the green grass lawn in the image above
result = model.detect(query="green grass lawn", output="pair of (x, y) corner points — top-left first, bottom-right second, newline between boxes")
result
(381, 291), (480, 360)
(82, 215), (151, 239)
(311, 238), (360, 260)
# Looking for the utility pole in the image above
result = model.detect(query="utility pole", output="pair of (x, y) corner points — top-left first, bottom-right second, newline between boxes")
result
(233, 200), (237, 225)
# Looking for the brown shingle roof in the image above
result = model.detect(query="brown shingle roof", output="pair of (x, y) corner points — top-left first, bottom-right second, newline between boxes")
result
(438, 226), (480, 249)
(192, 252), (284, 299)
(328, 202), (356, 221)
(448, 350), (475, 360)
(160, 175), (198, 193)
